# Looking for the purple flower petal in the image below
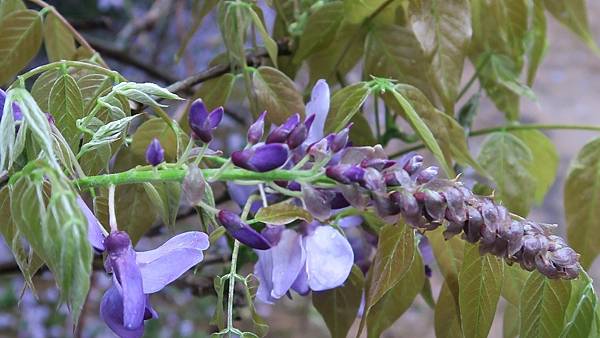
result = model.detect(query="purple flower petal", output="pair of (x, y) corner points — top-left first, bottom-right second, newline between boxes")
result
(76, 196), (106, 252)
(105, 232), (145, 330)
(248, 111), (267, 144)
(100, 286), (145, 338)
(270, 229), (306, 299)
(301, 185), (331, 221)
(136, 232), (209, 294)
(145, 138), (165, 166)
(188, 99), (223, 143)
(266, 114), (300, 144)
(218, 210), (272, 250)
(304, 226), (354, 291)
(305, 80), (330, 144)
(291, 264), (310, 295)
(208, 107), (224, 128)
(254, 249), (276, 304)
(232, 143), (289, 172)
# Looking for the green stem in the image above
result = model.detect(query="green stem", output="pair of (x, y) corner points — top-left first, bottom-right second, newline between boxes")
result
(226, 240), (240, 337)
(390, 123), (600, 158)
(74, 167), (334, 189)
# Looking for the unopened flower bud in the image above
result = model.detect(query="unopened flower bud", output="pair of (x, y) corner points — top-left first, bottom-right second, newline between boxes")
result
(330, 123), (352, 152)
(189, 99), (224, 143)
(104, 231), (132, 253)
(287, 121), (308, 149)
(416, 166), (439, 184)
(145, 138), (165, 166)
(217, 210), (271, 250)
(247, 111), (266, 144)
(232, 143), (289, 172)
(403, 154), (424, 174)
(266, 114), (300, 144)
(307, 138), (330, 161)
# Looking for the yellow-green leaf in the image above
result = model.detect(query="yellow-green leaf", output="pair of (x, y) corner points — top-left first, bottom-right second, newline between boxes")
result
(43, 12), (76, 62)
(293, 2), (344, 63)
(254, 202), (313, 225)
(561, 275), (597, 338)
(252, 66), (305, 124)
(131, 118), (180, 163)
(564, 137), (600, 268)
(435, 281), (464, 338)
(324, 82), (370, 134)
(0, 10), (43, 84)
(544, 0), (599, 54)
(49, 73), (84, 151)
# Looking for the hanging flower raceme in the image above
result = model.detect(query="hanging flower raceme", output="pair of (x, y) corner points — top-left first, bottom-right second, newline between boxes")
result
(77, 198), (210, 338)
(253, 222), (354, 304)
(188, 98), (224, 143)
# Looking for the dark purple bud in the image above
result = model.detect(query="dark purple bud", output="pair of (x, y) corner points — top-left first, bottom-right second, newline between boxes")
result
(266, 114), (300, 144)
(304, 114), (316, 132)
(104, 231), (132, 253)
(421, 190), (446, 220)
(287, 121), (308, 149)
(145, 138), (165, 166)
(330, 123), (352, 153)
(384, 169), (412, 187)
(344, 166), (366, 184)
(247, 111), (266, 144)
(443, 187), (466, 223)
(464, 206), (483, 243)
(326, 165), (351, 184)
(188, 99), (224, 143)
(217, 210), (271, 250)
(232, 143), (289, 172)
(403, 154), (424, 174)
(390, 190), (420, 217)
(287, 181), (301, 191)
(505, 220), (524, 257)
(443, 222), (464, 240)
(361, 158), (395, 171)
(416, 166), (439, 184)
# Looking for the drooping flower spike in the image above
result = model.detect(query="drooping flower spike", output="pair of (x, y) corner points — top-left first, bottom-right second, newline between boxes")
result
(188, 98), (224, 143)
(77, 199), (209, 338)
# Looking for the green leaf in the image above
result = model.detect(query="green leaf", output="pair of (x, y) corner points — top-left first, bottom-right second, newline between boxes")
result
(131, 118), (180, 163)
(247, 6), (278, 67)
(313, 265), (364, 338)
(43, 12), (76, 62)
(458, 243), (504, 338)
(390, 84), (486, 176)
(544, 0), (599, 54)
(49, 73), (84, 151)
(9, 160), (92, 324)
(31, 69), (59, 111)
(243, 275), (270, 337)
(349, 113), (376, 146)
(324, 82), (370, 133)
(561, 275), (598, 338)
(0, 0), (25, 20)
(293, 2), (344, 63)
(526, 0), (548, 86)
(343, 0), (388, 24)
(210, 275), (226, 330)
(0, 10), (43, 84)
(477, 132), (536, 216)
(364, 24), (432, 98)
(389, 88), (454, 177)
(252, 66), (305, 124)
(367, 250), (425, 337)
(218, 1), (251, 68)
(79, 143), (111, 176)
(78, 115), (138, 157)
(428, 226), (464, 297)
(564, 137), (600, 268)
(143, 182), (181, 229)
(359, 223), (415, 334)
(501, 263), (531, 307)
(77, 73), (113, 115)
(511, 129), (558, 203)
(254, 202), (313, 225)
(435, 281), (464, 338)
(409, 0), (472, 112)
(113, 82), (182, 108)
(503, 303), (520, 338)
(520, 272), (571, 338)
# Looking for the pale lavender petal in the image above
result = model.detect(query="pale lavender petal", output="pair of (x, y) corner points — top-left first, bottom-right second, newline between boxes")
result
(100, 286), (144, 338)
(76, 196), (105, 251)
(254, 249), (276, 304)
(270, 229), (305, 299)
(304, 226), (354, 291)
(136, 231), (209, 293)
(305, 80), (330, 143)
(105, 232), (145, 329)
(291, 265), (309, 295)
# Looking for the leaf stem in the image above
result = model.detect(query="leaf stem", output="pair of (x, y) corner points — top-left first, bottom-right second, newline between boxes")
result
(226, 239), (240, 337)
(390, 123), (600, 158)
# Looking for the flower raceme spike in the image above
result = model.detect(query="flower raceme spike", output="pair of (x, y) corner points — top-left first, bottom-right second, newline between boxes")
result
(188, 99), (224, 143)
(217, 210), (272, 250)
(231, 143), (289, 172)
(145, 138), (164, 166)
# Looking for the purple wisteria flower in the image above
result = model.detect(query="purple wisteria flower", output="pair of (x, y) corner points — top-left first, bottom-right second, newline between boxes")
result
(188, 99), (224, 143)
(78, 198), (209, 338)
(217, 209), (272, 250)
(305, 80), (330, 144)
(254, 222), (354, 304)
(145, 138), (164, 166)
(247, 111), (266, 144)
(231, 143), (289, 172)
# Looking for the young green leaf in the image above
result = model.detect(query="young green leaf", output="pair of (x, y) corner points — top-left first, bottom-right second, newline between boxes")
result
(49, 73), (84, 151)
(143, 182), (181, 229)
(560, 274), (597, 338)
(0, 10), (43, 84)
(477, 132), (537, 216)
(435, 281), (464, 338)
(293, 2), (344, 64)
(0, 0), (25, 20)
(427, 227), (464, 297)
(78, 115), (138, 157)
(131, 118), (181, 163)
(252, 66), (305, 124)
(409, 0), (472, 113)
(526, 0), (548, 86)
(313, 265), (364, 338)
(367, 250), (425, 338)
(520, 272), (571, 338)
(31, 69), (60, 111)
(501, 263), (531, 307)
(564, 137), (600, 268)
(218, 1), (251, 68)
(243, 275), (270, 337)
(324, 82), (370, 134)
(458, 243), (504, 338)
(253, 202), (313, 225)
(544, 0), (600, 54)
(77, 73), (113, 114)
(43, 12), (76, 62)
(247, 6), (278, 67)
(503, 303), (520, 338)
(389, 88), (454, 177)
